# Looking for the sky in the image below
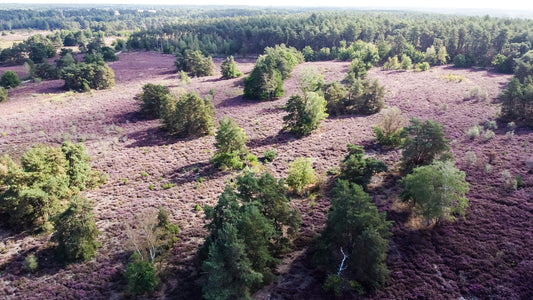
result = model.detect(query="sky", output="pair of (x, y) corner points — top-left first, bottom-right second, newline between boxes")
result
(6, 0), (533, 11)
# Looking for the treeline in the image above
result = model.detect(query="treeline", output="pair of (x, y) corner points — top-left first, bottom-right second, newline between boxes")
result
(0, 7), (296, 33)
(126, 11), (533, 68)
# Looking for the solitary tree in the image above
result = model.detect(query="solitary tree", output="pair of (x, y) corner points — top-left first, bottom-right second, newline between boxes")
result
(163, 91), (215, 137)
(220, 56), (242, 79)
(340, 144), (387, 188)
(0, 71), (20, 89)
(400, 118), (450, 173)
(211, 117), (248, 170)
(283, 92), (328, 136)
(401, 160), (470, 226)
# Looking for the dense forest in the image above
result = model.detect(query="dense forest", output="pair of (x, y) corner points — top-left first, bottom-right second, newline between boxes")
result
(0, 4), (533, 300)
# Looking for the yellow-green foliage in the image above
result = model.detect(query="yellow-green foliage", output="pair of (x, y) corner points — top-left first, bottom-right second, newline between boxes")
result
(286, 157), (316, 195)
(0, 142), (102, 231)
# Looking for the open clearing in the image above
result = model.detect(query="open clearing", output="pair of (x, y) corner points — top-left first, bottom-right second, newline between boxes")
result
(0, 51), (531, 299)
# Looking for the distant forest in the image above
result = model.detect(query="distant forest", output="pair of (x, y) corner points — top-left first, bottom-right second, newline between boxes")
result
(1, 7), (532, 68)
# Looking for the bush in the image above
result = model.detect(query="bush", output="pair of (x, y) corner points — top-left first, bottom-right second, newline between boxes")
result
(383, 56), (400, 70)
(36, 62), (60, 80)
(162, 91), (215, 137)
(340, 144), (388, 188)
(101, 46), (119, 62)
(52, 196), (100, 263)
(324, 81), (348, 116)
(373, 107), (406, 148)
(400, 54), (412, 70)
(346, 78), (385, 115)
(22, 254), (38, 272)
(0, 87), (7, 102)
(400, 118), (450, 173)
(211, 117), (248, 170)
(465, 86), (489, 102)
(414, 62), (430, 71)
(286, 157), (316, 195)
(344, 58), (370, 84)
(0, 71), (21, 89)
(283, 92), (328, 137)
(482, 129), (495, 142)
(466, 126), (481, 140)
(485, 120), (498, 130)
(175, 49), (215, 77)
(125, 252), (160, 295)
(135, 83), (170, 118)
(220, 56), (242, 79)
(61, 62), (115, 92)
(401, 160), (469, 225)
(453, 54), (475, 68)
(263, 150), (277, 162)
(55, 53), (77, 70)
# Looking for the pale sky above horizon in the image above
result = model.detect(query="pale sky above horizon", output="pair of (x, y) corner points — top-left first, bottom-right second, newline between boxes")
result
(5, 0), (533, 11)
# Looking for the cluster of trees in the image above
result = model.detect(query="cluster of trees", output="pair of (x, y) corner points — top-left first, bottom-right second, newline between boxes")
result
(127, 10), (532, 69)
(199, 171), (301, 299)
(175, 49), (215, 77)
(499, 50), (533, 125)
(244, 44), (304, 100)
(136, 83), (215, 137)
(0, 142), (104, 263)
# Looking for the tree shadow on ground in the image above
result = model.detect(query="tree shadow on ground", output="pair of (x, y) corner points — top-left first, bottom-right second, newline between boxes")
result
(247, 129), (296, 149)
(168, 161), (228, 186)
(126, 127), (187, 148)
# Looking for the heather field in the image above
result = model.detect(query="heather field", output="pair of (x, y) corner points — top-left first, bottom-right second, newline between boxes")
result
(0, 51), (532, 299)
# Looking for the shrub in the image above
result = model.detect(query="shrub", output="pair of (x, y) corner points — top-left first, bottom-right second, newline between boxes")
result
(55, 53), (77, 69)
(175, 49), (215, 77)
(83, 53), (105, 65)
(263, 150), (277, 162)
(211, 117), (248, 170)
(400, 54), (412, 70)
(315, 180), (392, 293)
(340, 144), (387, 188)
(344, 58), (370, 84)
(464, 86), (489, 102)
(22, 254), (38, 272)
(466, 126), (481, 140)
(501, 170), (517, 191)
(482, 130), (495, 142)
(373, 107), (406, 148)
(324, 81), (348, 116)
(101, 46), (119, 62)
(0, 87), (7, 102)
(178, 70), (190, 84)
(0, 71), (21, 89)
(464, 151), (477, 166)
(345, 78), (385, 115)
(162, 91), (215, 137)
(453, 54), (475, 68)
(485, 120), (498, 130)
(220, 56), (242, 79)
(414, 62), (430, 71)
(36, 62), (60, 80)
(135, 83), (170, 118)
(383, 56), (400, 70)
(52, 196), (100, 263)
(61, 62), (115, 92)
(400, 118), (450, 173)
(125, 252), (159, 295)
(283, 92), (328, 137)
(401, 160), (470, 225)
(286, 157), (316, 195)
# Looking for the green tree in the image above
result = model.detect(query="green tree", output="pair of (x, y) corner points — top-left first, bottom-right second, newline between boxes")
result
(125, 252), (160, 295)
(340, 144), (387, 188)
(400, 54), (412, 70)
(283, 92), (328, 136)
(0, 70), (20, 89)
(436, 46), (448, 65)
(220, 56), (242, 79)
(61, 62), (115, 92)
(135, 83), (170, 118)
(316, 180), (392, 293)
(324, 81), (348, 116)
(163, 91), (215, 137)
(286, 157), (316, 195)
(51, 196), (100, 262)
(499, 76), (533, 125)
(400, 118), (450, 173)
(514, 50), (533, 83)
(202, 223), (262, 300)
(175, 49), (215, 77)
(211, 117), (248, 170)
(243, 44), (304, 100)
(401, 160), (470, 225)
(346, 78), (385, 115)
